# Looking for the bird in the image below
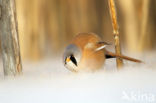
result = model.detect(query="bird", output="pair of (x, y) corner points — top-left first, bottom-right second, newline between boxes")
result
(63, 33), (142, 72)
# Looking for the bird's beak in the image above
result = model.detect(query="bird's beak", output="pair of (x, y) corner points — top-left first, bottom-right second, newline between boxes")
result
(64, 57), (70, 65)
(66, 57), (70, 63)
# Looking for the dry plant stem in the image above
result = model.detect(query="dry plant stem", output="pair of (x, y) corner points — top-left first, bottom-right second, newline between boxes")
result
(139, 0), (149, 51)
(0, 0), (22, 75)
(118, 0), (138, 52)
(108, 0), (123, 69)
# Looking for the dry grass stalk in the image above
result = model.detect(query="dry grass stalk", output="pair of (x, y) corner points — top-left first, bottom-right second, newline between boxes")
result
(108, 0), (123, 69)
(118, 0), (139, 52)
(139, 0), (149, 51)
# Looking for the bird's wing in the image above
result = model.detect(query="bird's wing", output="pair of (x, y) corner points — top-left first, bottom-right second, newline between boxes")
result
(95, 41), (111, 51)
(95, 42), (143, 63)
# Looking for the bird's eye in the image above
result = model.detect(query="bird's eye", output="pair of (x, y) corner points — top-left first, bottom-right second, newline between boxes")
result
(70, 55), (77, 66)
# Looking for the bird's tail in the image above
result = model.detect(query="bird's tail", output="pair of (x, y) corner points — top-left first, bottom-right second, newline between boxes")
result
(105, 50), (143, 63)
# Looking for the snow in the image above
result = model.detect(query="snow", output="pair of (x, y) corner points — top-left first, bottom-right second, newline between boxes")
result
(0, 52), (156, 103)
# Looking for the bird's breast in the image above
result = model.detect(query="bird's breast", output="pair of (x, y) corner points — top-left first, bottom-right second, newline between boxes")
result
(78, 49), (105, 71)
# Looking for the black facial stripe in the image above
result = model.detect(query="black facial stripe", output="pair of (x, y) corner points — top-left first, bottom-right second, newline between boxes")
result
(70, 55), (77, 66)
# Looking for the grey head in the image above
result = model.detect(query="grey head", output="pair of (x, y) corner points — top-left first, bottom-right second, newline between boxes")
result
(63, 44), (82, 72)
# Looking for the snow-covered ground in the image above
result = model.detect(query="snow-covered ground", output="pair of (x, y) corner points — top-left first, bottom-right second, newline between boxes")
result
(0, 52), (156, 103)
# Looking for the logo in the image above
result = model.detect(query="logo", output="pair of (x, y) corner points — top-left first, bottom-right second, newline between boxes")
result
(121, 90), (155, 102)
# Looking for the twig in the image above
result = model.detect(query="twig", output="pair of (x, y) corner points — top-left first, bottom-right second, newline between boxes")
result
(108, 0), (123, 69)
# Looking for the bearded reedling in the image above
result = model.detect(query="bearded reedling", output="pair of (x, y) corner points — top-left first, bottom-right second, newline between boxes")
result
(63, 33), (142, 72)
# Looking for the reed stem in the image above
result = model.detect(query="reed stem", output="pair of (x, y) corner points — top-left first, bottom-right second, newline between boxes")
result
(108, 0), (123, 69)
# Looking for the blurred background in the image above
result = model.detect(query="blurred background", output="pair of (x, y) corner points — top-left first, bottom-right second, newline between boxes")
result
(0, 1), (156, 102)
(1, 0), (156, 61)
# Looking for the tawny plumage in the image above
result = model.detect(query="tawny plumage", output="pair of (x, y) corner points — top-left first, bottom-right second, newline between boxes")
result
(63, 33), (142, 72)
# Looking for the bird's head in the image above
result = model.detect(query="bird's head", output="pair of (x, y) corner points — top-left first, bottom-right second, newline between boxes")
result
(63, 44), (82, 72)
